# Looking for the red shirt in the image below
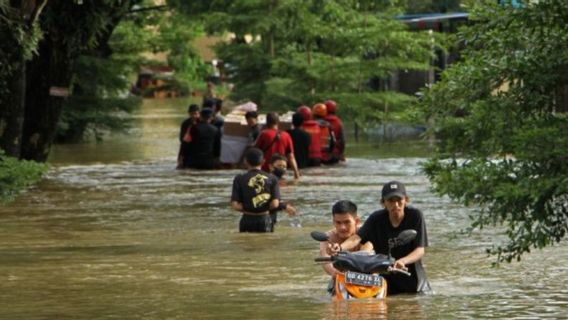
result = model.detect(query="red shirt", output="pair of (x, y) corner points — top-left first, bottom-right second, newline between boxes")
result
(301, 120), (322, 160)
(255, 128), (294, 171)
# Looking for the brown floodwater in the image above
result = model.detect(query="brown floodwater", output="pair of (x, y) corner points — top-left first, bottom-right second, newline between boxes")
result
(1, 98), (567, 319)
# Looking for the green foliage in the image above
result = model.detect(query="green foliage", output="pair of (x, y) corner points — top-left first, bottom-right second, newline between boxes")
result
(404, 0), (463, 13)
(215, 41), (271, 104)
(421, 0), (568, 263)
(57, 96), (140, 143)
(59, 1), (212, 142)
(57, 29), (143, 141)
(0, 3), (43, 108)
(153, 10), (211, 88)
(175, 0), (440, 128)
(0, 149), (47, 203)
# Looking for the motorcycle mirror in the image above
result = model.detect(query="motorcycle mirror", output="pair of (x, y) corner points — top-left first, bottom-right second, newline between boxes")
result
(396, 229), (417, 245)
(310, 231), (329, 242)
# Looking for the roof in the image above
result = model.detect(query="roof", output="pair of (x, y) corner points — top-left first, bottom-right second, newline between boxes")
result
(397, 12), (469, 22)
(397, 12), (469, 31)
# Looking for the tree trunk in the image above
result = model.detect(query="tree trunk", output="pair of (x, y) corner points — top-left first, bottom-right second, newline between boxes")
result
(0, 49), (26, 158)
(20, 34), (72, 162)
(0, 0), (47, 158)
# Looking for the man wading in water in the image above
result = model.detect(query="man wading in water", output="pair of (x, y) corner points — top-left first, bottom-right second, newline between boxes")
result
(230, 148), (280, 232)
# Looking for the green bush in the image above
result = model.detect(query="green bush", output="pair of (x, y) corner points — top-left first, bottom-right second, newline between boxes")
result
(0, 149), (47, 203)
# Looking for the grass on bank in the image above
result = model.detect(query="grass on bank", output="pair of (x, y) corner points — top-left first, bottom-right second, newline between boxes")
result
(0, 149), (47, 203)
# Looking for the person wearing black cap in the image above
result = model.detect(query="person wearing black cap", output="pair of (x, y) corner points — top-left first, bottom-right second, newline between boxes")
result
(328, 180), (431, 295)
(177, 104), (201, 169)
(231, 147), (281, 232)
(186, 108), (221, 169)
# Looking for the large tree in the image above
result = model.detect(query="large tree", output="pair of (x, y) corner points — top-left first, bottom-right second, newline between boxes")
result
(422, 0), (568, 262)
(1, 1), (140, 161)
(20, 0), (143, 161)
(2, 0), (209, 163)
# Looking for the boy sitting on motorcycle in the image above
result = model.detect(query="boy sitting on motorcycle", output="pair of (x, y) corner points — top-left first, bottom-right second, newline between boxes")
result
(319, 200), (373, 292)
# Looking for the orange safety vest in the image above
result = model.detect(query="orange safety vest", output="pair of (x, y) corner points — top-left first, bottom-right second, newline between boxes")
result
(301, 120), (322, 160)
(316, 119), (335, 162)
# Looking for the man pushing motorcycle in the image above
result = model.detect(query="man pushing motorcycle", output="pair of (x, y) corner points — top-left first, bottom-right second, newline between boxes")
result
(328, 181), (432, 295)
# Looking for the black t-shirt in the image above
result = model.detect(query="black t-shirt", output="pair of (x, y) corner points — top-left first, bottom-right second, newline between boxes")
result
(213, 115), (224, 131)
(179, 118), (196, 165)
(231, 169), (280, 213)
(188, 121), (221, 163)
(357, 206), (431, 294)
(249, 124), (261, 144)
(287, 128), (311, 169)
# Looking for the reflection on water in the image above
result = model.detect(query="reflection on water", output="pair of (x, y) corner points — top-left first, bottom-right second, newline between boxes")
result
(1, 99), (567, 319)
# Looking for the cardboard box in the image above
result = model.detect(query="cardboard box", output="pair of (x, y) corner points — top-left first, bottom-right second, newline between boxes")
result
(222, 111), (293, 137)
(223, 121), (250, 137)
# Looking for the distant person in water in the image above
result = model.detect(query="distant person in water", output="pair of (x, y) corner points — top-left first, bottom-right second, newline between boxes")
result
(286, 112), (311, 169)
(312, 103), (336, 165)
(245, 111), (261, 146)
(231, 148), (280, 232)
(296, 105), (322, 167)
(203, 81), (216, 101)
(186, 108), (221, 170)
(177, 104), (200, 169)
(254, 112), (300, 179)
(324, 100), (346, 163)
(267, 153), (297, 228)
(212, 98), (225, 131)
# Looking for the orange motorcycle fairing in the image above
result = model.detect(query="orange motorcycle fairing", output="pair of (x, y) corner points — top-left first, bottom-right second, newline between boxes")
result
(334, 273), (388, 300)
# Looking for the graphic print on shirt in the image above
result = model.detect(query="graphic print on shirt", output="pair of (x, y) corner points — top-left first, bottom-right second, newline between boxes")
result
(248, 174), (270, 208)
(388, 236), (407, 250)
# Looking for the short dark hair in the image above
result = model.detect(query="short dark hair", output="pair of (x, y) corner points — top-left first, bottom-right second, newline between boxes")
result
(245, 111), (258, 119)
(244, 147), (264, 166)
(202, 98), (215, 109)
(200, 108), (214, 119)
(332, 200), (357, 216)
(266, 112), (279, 127)
(292, 112), (304, 127)
(188, 104), (199, 113)
(270, 153), (287, 164)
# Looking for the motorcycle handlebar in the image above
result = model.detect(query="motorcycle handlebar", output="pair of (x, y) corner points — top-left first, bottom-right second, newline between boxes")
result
(314, 256), (333, 262)
(388, 266), (411, 276)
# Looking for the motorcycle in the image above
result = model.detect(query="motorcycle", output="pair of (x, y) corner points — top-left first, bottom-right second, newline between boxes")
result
(311, 229), (416, 300)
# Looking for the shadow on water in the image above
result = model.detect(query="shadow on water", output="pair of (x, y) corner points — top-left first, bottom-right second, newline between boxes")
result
(1, 98), (567, 319)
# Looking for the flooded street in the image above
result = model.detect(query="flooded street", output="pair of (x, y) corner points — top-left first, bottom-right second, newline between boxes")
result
(1, 99), (567, 319)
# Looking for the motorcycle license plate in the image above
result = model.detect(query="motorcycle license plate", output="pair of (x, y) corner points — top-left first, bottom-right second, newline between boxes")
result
(345, 271), (382, 287)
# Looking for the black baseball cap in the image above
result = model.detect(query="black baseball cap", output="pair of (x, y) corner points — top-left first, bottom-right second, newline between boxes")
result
(381, 181), (407, 200)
